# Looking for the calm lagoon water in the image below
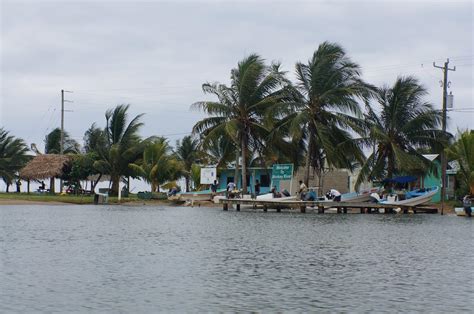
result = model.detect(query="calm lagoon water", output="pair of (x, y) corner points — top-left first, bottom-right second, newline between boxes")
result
(1, 205), (473, 312)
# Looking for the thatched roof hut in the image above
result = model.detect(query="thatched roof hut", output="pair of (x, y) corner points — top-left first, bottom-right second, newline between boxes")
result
(20, 154), (72, 180)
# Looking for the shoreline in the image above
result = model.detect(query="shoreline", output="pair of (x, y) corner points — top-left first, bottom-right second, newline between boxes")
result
(0, 196), (456, 213)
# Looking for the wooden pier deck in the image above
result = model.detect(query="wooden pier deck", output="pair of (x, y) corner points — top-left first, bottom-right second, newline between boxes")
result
(219, 198), (438, 214)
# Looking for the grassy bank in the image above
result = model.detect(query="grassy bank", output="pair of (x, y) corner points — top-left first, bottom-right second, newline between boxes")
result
(0, 192), (163, 205)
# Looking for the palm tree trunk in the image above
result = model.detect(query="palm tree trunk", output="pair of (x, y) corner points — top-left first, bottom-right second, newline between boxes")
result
(241, 136), (248, 194)
(5, 183), (9, 193)
(304, 136), (312, 186)
(92, 174), (102, 194)
(111, 175), (119, 196)
(185, 176), (190, 192)
(234, 149), (239, 188)
(49, 177), (55, 194)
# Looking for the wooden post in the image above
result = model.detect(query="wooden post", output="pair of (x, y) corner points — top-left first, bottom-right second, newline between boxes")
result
(343, 207), (348, 214)
(276, 206), (281, 213)
(318, 206), (324, 214)
(236, 204), (240, 211)
(300, 205), (306, 213)
(263, 205), (268, 212)
(360, 207), (365, 214)
(223, 203), (228, 211)
(337, 207), (342, 214)
(367, 208), (372, 214)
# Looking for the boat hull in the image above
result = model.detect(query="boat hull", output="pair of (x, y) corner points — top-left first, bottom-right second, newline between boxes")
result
(319, 187), (381, 202)
(455, 207), (473, 216)
(381, 187), (439, 206)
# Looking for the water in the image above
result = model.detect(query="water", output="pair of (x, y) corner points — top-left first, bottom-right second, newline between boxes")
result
(1, 205), (473, 312)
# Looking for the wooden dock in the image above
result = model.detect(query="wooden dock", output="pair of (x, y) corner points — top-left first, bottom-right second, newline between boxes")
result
(219, 198), (438, 214)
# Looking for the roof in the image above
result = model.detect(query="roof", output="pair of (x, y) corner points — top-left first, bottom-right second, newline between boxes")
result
(422, 154), (439, 162)
(19, 154), (72, 180)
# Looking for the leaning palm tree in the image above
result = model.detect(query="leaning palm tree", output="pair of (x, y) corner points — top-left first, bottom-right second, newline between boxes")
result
(192, 54), (287, 193)
(274, 42), (371, 186)
(446, 130), (474, 195)
(176, 135), (199, 192)
(0, 128), (30, 191)
(93, 104), (144, 195)
(129, 138), (182, 192)
(355, 76), (449, 188)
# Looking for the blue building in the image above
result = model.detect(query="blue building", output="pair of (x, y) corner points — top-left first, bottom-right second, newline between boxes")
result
(216, 167), (273, 194)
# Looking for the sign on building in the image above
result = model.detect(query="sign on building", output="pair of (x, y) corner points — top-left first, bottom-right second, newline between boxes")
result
(271, 164), (294, 180)
(200, 167), (217, 184)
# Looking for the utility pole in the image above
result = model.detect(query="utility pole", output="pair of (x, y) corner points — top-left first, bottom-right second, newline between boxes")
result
(433, 59), (456, 215)
(60, 90), (64, 156)
(60, 89), (73, 193)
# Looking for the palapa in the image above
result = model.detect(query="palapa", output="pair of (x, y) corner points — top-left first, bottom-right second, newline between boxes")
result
(19, 154), (72, 180)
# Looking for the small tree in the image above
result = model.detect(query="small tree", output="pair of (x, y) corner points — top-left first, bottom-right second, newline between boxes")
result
(176, 135), (199, 192)
(447, 130), (474, 195)
(129, 138), (182, 192)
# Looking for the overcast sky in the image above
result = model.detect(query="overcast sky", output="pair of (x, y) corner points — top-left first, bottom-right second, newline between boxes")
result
(1, 0), (473, 153)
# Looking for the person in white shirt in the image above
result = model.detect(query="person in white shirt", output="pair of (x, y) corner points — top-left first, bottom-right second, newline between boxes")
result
(227, 181), (235, 192)
(298, 180), (308, 200)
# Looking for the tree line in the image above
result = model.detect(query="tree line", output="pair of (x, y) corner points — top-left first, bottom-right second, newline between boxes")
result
(1, 41), (472, 196)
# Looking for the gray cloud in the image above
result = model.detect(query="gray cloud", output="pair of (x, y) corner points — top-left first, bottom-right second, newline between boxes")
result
(1, 0), (472, 153)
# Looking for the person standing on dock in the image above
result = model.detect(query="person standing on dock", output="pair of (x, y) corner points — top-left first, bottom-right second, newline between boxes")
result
(298, 180), (308, 200)
(463, 195), (472, 217)
(254, 180), (261, 197)
(211, 180), (218, 195)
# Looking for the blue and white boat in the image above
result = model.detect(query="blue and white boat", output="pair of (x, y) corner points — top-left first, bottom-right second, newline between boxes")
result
(379, 186), (439, 206)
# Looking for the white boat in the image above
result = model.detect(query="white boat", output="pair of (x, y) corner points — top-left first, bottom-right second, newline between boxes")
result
(169, 189), (226, 202)
(455, 207), (473, 216)
(318, 187), (381, 202)
(380, 186), (439, 206)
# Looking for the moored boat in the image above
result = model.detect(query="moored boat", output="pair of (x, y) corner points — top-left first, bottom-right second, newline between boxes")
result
(455, 207), (473, 216)
(380, 186), (439, 206)
(318, 187), (381, 202)
(169, 189), (226, 202)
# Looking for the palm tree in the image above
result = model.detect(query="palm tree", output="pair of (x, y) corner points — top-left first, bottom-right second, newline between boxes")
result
(129, 138), (182, 192)
(356, 76), (449, 188)
(93, 104), (144, 195)
(44, 128), (80, 154)
(274, 42), (370, 186)
(446, 130), (474, 195)
(192, 54), (287, 193)
(0, 128), (30, 191)
(83, 123), (106, 153)
(176, 135), (199, 192)
(199, 135), (235, 169)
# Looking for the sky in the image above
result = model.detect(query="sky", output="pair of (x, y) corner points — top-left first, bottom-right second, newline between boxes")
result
(0, 0), (473, 190)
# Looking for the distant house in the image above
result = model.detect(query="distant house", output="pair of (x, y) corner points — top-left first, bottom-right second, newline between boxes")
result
(216, 166), (351, 196)
(411, 154), (458, 202)
(217, 167), (272, 194)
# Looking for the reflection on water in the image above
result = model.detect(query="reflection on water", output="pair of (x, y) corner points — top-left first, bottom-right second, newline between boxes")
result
(1, 205), (473, 312)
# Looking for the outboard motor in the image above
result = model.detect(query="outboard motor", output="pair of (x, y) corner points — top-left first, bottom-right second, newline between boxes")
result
(325, 192), (333, 200)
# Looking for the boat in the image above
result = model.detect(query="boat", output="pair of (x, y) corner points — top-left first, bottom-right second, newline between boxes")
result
(454, 207), (473, 216)
(168, 189), (226, 202)
(256, 193), (297, 202)
(379, 186), (439, 206)
(317, 187), (381, 202)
